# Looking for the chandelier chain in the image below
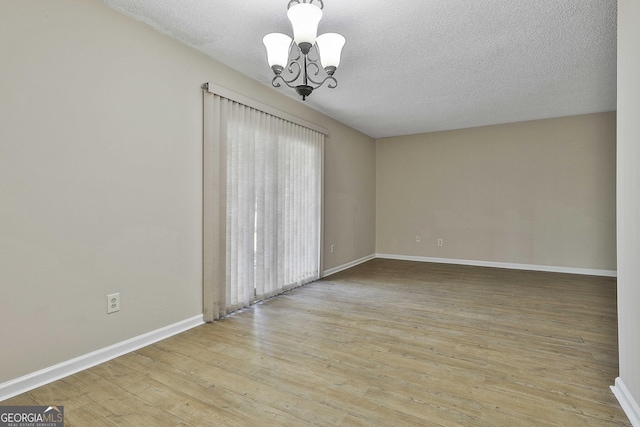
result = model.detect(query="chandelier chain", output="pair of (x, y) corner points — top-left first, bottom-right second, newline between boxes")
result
(287, 0), (324, 10)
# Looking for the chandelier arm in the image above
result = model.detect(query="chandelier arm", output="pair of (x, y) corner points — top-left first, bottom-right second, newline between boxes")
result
(272, 74), (303, 90)
(325, 75), (338, 89)
(270, 60), (302, 88)
(305, 62), (324, 86)
(270, 60), (302, 89)
(310, 75), (338, 90)
(271, 75), (283, 88)
(272, 59), (312, 90)
(283, 60), (303, 83)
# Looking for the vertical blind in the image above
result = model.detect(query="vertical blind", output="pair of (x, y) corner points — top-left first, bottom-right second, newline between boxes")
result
(203, 84), (324, 321)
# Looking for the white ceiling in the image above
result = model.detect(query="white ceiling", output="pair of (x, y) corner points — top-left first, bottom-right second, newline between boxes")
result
(103, 0), (617, 139)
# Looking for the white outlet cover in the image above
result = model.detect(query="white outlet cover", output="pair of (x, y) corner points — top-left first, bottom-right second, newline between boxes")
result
(107, 293), (120, 314)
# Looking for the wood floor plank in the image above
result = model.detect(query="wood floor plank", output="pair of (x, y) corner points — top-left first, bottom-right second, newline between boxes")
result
(1, 259), (630, 426)
(65, 403), (121, 427)
(113, 352), (281, 427)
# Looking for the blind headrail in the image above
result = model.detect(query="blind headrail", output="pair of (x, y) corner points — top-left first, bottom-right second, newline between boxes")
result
(202, 82), (329, 136)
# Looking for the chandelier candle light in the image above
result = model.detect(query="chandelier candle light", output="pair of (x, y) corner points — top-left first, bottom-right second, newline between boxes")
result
(263, 0), (346, 101)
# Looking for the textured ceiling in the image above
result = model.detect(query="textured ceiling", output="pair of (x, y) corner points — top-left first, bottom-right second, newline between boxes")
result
(103, 0), (617, 138)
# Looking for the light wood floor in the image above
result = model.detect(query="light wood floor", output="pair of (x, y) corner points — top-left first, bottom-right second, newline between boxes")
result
(3, 259), (630, 426)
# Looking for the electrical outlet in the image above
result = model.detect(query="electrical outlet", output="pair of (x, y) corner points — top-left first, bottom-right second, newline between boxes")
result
(438, 238), (443, 246)
(330, 244), (335, 254)
(107, 292), (120, 314)
(416, 236), (421, 243)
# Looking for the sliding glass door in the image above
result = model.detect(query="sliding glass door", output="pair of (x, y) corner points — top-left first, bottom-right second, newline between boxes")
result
(203, 84), (323, 320)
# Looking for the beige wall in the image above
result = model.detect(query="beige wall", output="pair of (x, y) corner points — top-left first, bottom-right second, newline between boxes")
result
(617, 0), (640, 409)
(376, 113), (616, 272)
(0, 0), (375, 383)
(324, 123), (376, 269)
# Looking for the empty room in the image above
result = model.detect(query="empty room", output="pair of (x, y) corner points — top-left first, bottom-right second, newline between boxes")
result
(1, 0), (639, 426)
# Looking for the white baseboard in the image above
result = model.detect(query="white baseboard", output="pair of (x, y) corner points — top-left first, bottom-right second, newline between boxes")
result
(611, 377), (640, 426)
(0, 314), (204, 402)
(375, 254), (617, 277)
(322, 254), (376, 277)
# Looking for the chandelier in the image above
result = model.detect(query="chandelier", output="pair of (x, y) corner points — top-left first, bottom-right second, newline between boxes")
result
(263, 0), (346, 101)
